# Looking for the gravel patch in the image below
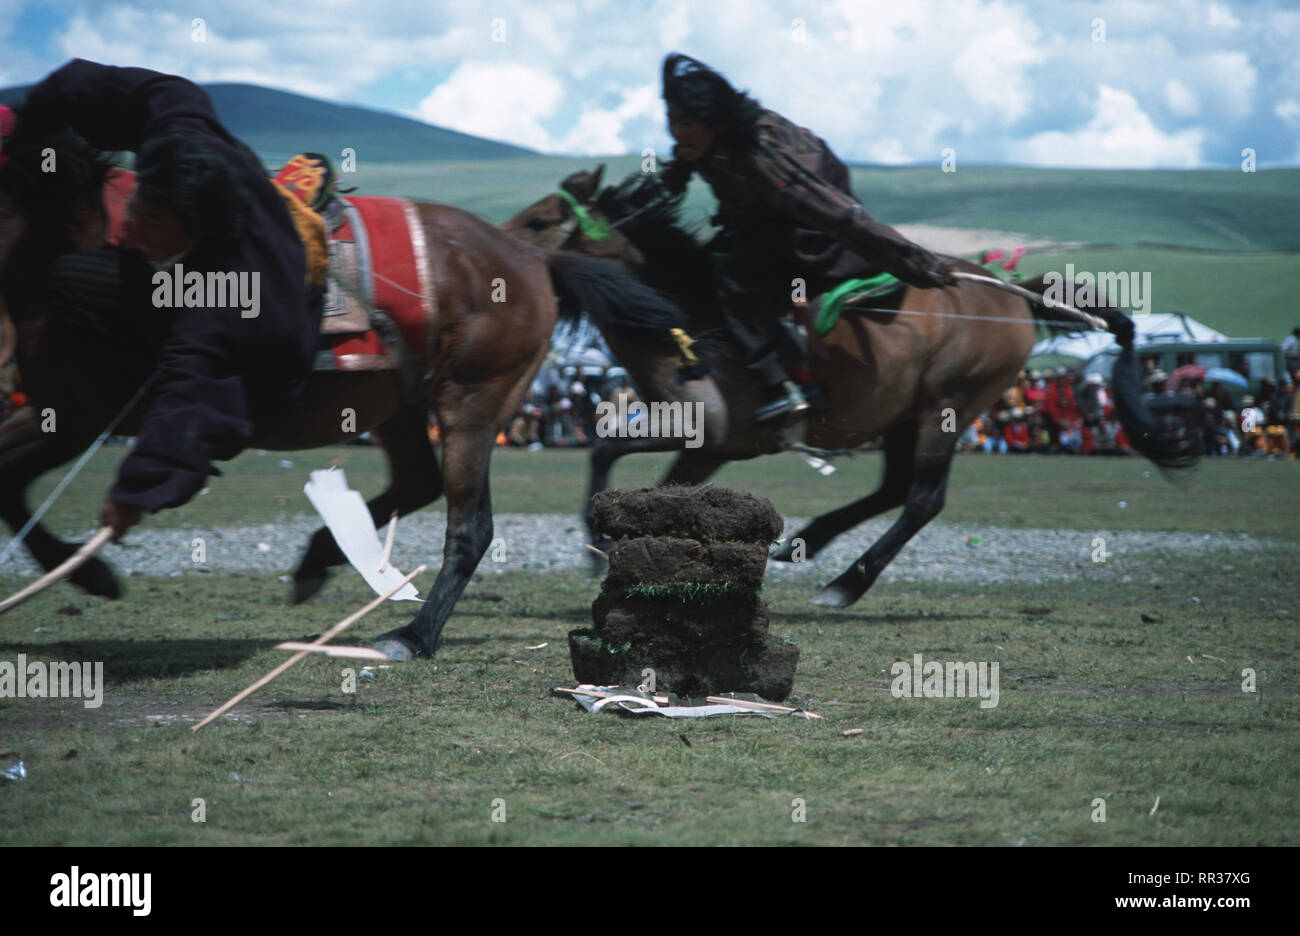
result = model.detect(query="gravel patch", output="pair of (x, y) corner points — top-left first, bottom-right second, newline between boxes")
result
(0, 513), (1275, 588)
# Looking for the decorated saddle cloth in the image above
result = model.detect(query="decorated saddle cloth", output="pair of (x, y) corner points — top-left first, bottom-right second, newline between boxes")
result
(104, 157), (435, 386)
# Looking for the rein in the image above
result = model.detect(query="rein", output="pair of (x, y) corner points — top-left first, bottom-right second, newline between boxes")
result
(552, 189), (610, 243)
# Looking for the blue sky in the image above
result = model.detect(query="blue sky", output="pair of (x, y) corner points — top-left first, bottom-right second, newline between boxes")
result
(1, 0), (1296, 167)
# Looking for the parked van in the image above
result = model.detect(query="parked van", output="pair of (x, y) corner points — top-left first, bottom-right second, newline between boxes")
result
(1084, 339), (1285, 402)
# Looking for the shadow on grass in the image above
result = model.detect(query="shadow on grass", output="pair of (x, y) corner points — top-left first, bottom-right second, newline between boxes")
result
(0, 638), (277, 681)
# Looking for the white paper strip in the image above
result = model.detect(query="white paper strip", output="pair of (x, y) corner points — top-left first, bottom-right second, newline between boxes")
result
(303, 468), (422, 601)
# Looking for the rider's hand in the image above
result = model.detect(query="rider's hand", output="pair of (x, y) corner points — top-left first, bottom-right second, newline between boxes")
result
(897, 250), (957, 289)
(100, 498), (142, 544)
(659, 159), (693, 195)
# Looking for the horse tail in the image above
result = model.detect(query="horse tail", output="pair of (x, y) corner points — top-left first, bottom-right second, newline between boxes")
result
(1017, 276), (1201, 471)
(544, 250), (687, 337)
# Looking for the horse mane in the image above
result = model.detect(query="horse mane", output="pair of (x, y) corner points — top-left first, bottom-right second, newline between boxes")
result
(595, 173), (718, 320)
(0, 129), (116, 319)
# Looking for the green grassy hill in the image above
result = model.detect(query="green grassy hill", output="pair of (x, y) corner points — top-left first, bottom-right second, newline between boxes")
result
(329, 156), (1300, 341)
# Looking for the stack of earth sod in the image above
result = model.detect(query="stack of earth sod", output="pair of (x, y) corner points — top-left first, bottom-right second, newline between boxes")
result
(569, 485), (799, 701)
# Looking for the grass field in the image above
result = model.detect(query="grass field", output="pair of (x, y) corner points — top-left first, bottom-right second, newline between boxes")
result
(1, 449), (1296, 845)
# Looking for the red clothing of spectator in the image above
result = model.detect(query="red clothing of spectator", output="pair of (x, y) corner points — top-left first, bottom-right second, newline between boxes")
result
(1045, 379), (1080, 428)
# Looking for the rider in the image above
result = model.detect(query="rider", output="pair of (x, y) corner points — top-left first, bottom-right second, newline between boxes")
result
(5, 59), (323, 541)
(658, 53), (957, 425)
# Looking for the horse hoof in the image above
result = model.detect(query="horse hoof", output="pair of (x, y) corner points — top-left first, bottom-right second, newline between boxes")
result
(372, 631), (423, 661)
(70, 557), (121, 600)
(810, 583), (856, 608)
(291, 571), (328, 605)
(771, 542), (796, 562)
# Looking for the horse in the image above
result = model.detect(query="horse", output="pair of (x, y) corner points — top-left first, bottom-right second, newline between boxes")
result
(0, 133), (680, 660)
(503, 166), (1200, 607)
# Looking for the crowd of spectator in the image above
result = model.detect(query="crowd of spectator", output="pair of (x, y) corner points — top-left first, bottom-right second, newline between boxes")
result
(957, 367), (1126, 456)
(957, 359), (1300, 459)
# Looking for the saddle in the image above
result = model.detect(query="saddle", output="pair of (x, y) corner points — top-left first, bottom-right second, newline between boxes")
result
(270, 154), (422, 397)
(102, 157), (432, 399)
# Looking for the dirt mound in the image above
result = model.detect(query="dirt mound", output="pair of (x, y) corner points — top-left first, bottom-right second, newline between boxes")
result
(604, 537), (768, 591)
(573, 486), (798, 701)
(591, 485), (783, 544)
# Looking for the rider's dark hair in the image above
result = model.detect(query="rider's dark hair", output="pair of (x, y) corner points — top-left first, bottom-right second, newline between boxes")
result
(135, 131), (250, 243)
(661, 53), (761, 149)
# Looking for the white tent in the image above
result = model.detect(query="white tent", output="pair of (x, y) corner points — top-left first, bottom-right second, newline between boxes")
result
(1030, 312), (1228, 359)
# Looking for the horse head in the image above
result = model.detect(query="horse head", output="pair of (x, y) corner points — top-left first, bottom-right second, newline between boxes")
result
(503, 164), (644, 267)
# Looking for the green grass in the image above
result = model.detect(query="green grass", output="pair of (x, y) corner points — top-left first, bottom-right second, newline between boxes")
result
(1017, 247), (1300, 341)
(18, 445), (1300, 540)
(0, 564), (1294, 845)
(1, 450), (1297, 844)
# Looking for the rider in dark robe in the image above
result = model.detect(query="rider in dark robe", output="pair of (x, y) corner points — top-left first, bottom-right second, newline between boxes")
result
(6, 59), (323, 539)
(658, 53), (955, 425)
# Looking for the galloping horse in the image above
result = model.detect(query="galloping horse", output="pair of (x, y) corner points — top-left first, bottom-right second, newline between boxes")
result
(504, 167), (1199, 607)
(0, 134), (676, 659)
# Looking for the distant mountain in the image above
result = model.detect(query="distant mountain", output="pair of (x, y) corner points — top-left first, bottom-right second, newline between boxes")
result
(0, 80), (535, 163)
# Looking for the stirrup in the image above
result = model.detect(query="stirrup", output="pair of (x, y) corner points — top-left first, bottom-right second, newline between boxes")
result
(755, 381), (810, 425)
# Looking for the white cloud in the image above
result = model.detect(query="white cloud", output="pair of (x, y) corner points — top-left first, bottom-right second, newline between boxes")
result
(952, 24), (1046, 123)
(1018, 85), (1204, 168)
(415, 63), (565, 151)
(1207, 1), (1241, 29)
(1276, 100), (1300, 125)
(1195, 51), (1256, 116)
(555, 82), (661, 155)
(1164, 79), (1199, 117)
(5, 0), (1295, 167)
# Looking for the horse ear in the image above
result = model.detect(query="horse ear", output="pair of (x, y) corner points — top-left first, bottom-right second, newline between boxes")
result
(590, 164), (605, 199)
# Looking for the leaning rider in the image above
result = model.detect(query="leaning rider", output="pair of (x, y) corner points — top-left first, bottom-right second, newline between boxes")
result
(659, 53), (956, 425)
(6, 59), (324, 541)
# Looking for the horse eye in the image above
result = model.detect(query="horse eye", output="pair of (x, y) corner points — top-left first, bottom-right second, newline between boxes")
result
(526, 218), (547, 231)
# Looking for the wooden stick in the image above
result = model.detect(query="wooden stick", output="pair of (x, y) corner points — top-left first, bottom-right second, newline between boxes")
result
(951, 271), (1109, 331)
(377, 510), (398, 572)
(706, 695), (821, 717)
(555, 686), (668, 705)
(192, 564), (426, 732)
(273, 642), (389, 660)
(0, 526), (113, 616)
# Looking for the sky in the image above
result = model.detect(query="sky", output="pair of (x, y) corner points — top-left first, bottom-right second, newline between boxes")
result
(1, 0), (1296, 168)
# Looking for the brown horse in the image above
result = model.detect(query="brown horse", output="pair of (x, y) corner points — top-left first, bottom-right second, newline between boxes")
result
(0, 134), (673, 659)
(504, 167), (1199, 607)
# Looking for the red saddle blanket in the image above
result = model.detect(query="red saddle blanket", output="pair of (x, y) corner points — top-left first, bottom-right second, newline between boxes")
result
(102, 170), (435, 371)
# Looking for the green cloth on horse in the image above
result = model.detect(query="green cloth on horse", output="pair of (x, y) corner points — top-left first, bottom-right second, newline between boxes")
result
(811, 249), (1027, 336)
(813, 272), (903, 335)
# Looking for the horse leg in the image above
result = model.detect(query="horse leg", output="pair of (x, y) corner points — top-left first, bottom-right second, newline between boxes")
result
(810, 426), (954, 608)
(772, 422), (917, 562)
(292, 401), (444, 603)
(0, 408), (123, 598)
(371, 421), (497, 659)
(660, 449), (727, 486)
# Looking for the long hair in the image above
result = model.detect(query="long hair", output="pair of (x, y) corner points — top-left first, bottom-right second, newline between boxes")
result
(661, 53), (762, 150)
(0, 127), (114, 319)
(135, 131), (251, 244)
